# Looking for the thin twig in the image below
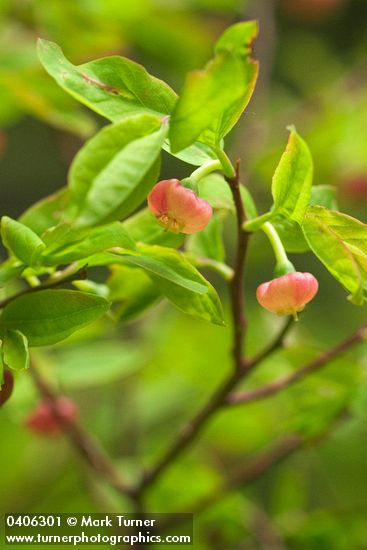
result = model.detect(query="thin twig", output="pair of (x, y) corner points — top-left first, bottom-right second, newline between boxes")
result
(0, 263), (87, 309)
(227, 325), (366, 406)
(30, 361), (134, 498)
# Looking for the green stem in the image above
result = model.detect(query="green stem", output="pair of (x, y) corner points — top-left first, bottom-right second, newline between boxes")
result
(26, 275), (40, 288)
(190, 160), (222, 184)
(187, 254), (234, 281)
(261, 222), (289, 267)
(215, 148), (236, 179)
(243, 212), (273, 232)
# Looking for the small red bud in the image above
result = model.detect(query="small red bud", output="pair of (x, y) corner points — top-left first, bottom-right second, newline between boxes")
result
(147, 179), (212, 234)
(256, 272), (318, 317)
(0, 370), (14, 407)
(25, 397), (78, 436)
(340, 173), (367, 201)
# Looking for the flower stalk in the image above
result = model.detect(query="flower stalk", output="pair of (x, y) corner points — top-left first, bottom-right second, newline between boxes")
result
(261, 221), (295, 276)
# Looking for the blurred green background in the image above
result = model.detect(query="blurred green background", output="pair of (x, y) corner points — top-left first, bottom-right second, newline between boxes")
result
(1, 0), (367, 548)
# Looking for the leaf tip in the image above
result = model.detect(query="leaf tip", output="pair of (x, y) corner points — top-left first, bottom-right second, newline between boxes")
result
(36, 37), (50, 54)
(36, 38), (62, 65)
(167, 134), (184, 154)
(286, 124), (297, 134)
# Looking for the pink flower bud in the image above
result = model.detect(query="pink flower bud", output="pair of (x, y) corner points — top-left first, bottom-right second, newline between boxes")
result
(147, 179), (212, 234)
(256, 272), (318, 317)
(25, 397), (78, 437)
(0, 370), (14, 407)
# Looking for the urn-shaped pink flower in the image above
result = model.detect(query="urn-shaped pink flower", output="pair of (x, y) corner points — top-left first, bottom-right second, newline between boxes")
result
(148, 179), (212, 234)
(25, 397), (78, 436)
(256, 272), (318, 317)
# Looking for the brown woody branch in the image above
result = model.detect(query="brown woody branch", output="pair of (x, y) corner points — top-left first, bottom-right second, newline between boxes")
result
(226, 159), (249, 371)
(227, 325), (366, 406)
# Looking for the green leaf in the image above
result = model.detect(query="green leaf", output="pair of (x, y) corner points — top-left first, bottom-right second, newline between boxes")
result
(272, 129), (313, 223)
(214, 21), (258, 57)
(198, 173), (235, 212)
(19, 188), (69, 235)
(72, 280), (110, 299)
(120, 244), (224, 325)
(163, 140), (216, 167)
(2, 330), (29, 371)
(41, 222), (135, 265)
(198, 173), (257, 219)
(95, 244), (224, 324)
(1, 216), (46, 266)
(121, 247), (207, 294)
(37, 39), (218, 167)
(0, 290), (109, 346)
(84, 248), (224, 324)
(169, 51), (247, 152)
(213, 21), (259, 138)
(123, 208), (184, 248)
(107, 265), (161, 323)
(169, 21), (258, 152)
(0, 261), (24, 286)
(302, 206), (367, 304)
(37, 39), (177, 121)
(311, 185), (338, 210)
(186, 214), (225, 263)
(68, 114), (167, 226)
(272, 216), (310, 253)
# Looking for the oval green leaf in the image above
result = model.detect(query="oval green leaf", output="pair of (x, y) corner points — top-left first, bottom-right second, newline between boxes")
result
(37, 39), (177, 121)
(272, 129), (313, 223)
(3, 330), (29, 371)
(302, 206), (367, 304)
(0, 290), (109, 346)
(41, 222), (135, 265)
(1, 216), (46, 266)
(68, 114), (167, 226)
(120, 244), (225, 325)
